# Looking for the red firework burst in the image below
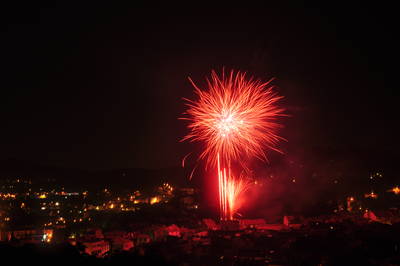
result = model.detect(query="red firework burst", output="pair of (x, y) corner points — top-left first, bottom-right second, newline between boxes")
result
(182, 70), (285, 167)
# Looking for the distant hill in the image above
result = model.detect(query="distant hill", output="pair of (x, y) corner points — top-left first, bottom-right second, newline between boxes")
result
(0, 147), (396, 192)
(87, 167), (195, 192)
(0, 158), (195, 192)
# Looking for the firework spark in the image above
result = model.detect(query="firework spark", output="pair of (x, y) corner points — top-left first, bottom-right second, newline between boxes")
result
(182, 70), (285, 220)
(218, 154), (252, 220)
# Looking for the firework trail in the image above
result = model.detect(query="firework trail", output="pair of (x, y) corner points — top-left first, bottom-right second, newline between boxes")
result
(182, 70), (284, 220)
(218, 154), (252, 220)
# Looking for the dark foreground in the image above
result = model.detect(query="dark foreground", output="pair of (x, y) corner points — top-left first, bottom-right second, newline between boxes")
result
(1, 219), (400, 266)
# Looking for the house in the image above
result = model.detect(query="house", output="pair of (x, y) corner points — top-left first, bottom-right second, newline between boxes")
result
(203, 218), (218, 230)
(109, 237), (134, 252)
(81, 240), (110, 257)
(165, 224), (181, 237)
(239, 219), (266, 229)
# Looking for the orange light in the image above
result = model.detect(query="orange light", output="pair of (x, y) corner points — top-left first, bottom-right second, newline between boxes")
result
(389, 186), (400, 195)
(150, 197), (160, 205)
(43, 231), (53, 243)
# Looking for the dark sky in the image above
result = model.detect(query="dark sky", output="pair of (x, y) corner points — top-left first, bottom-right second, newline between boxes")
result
(0, 4), (398, 170)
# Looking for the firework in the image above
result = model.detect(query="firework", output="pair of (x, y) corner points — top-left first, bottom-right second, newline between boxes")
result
(182, 70), (284, 167)
(182, 70), (284, 220)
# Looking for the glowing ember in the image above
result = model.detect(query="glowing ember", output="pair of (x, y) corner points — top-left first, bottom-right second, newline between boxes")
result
(182, 70), (285, 220)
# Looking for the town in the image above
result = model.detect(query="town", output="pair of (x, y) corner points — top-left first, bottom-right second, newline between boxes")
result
(1, 175), (400, 265)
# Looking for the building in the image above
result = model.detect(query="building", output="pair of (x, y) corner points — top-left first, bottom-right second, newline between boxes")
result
(81, 240), (110, 257)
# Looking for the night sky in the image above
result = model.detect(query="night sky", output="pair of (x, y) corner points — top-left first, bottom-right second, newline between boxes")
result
(1, 4), (398, 170)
